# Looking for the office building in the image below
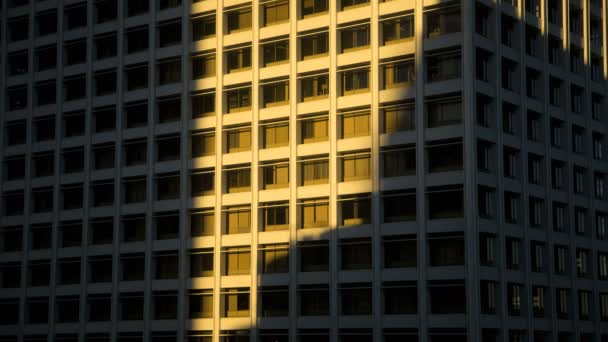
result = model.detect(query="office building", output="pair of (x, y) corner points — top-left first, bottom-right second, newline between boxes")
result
(1, 0), (608, 341)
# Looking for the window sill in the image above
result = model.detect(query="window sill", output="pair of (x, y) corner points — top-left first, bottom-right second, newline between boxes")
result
(302, 53), (329, 61)
(264, 183), (289, 190)
(384, 81), (413, 89)
(341, 46), (370, 54)
(302, 137), (329, 144)
(301, 223), (329, 229)
(264, 143), (289, 149)
(341, 3), (370, 11)
(383, 37), (414, 45)
(226, 106), (252, 114)
(301, 95), (329, 102)
(301, 180), (329, 186)
(342, 176), (370, 182)
(342, 133), (370, 139)
(264, 100), (289, 108)
(264, 224), (289, 231)
(264, 19), (290, 27)
(301, 12), (329, 19)
(342, 88), (369, 96)
(226, 67), (252, 74)
(227, 27), (252, 35)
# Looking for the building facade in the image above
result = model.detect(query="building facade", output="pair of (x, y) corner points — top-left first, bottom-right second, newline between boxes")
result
(1, 0), (608, 341)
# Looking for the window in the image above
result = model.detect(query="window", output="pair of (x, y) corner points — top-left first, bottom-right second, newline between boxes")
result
(192, 15), (216, 41)
(301, 75), (329, 100)
(124, 140), (148, 166)
(383, 236), (416, 268)
(428, 233), (465, 266)
(35, 45), (57, 72)
(263, 1), (289, 26)
(227, 9), (252, 33)
(262, 203), (289, 231)
(225, 207), (251, 234)
(382, 146), (416, 177)
(481, 281), (497, 314)
(7, 86), (27, 111)
(225, 167), (251, 193)
(300, 199), (329, 228)
(262, 163), (289, 189)
(341, 153), (370, 181)
(427, 139), (463, 172)
(125, 64), (148, 91)
(302, 0), (328, 17)
(383, 60), (415, 88)
(479, 233), (496, 266)
(260, 287), (289, 318)
(224, 247), (250, 275)
(340, 283), (372, 315)
(122, 100), (146, 126)
(95, 33), (117, 60)
(154, 252), (179, 279)
(301, 158), (329, 185)
(383, 191), (416, 222)
(126, 26), (149, 54)
(120, 292), (144, 320)
(157, 20), (182, 48)
(341, 0), (369, 9)
(426, 6), (461, 37)
(94, 69), (117, 96)
(191, 210), (214, 237)
(506, 238), (521, 269)
(157, 97), (181, 123)
(383, 16), (414, 43)
(63, 111), (85, 138)
(263, 122), (289, 148)
(35, 10), (57, 37)
(301, 116), (328, 142)
(121, 216), (145, 243)
(341, 238), (371, 270)
(507, 283), (522, 316)
(191, 170), (214, 196)
(157, 59), (181, 85)
(261, 244), (289, 273)
(192, 132), (215, 158)
(263, 81), (289, 107)
(383, 105), (415, 133)
(299, 285), (329, 315)
(340, 25), (370, 52)
(427, 50), (461, 82)
(341, 68), (369, 94)
(556, 288), (569, 319)
(8, 50), (28, 76)
(222, 288), (250, 317)
(226, 48), (251, 73)
(301, 33), (329, 59)
(427, 97), (462, 127)
(226, 87), (252, 112)
(340, 196), (370, 226)
(192, 92), (216, 118)
(262, 40), (289, 66)
(5, 120), (27, 146)
(193, 54), (216, 79)
(8, 16), (29, 43)
(340, 111), (370, 138)
(428, 186), (464, 219)
(156, 135), (180, 161)
(123, 177), (146, 203)
(95, 0), (117, 23)
(64, 39), (87, 66)
(189, 290), (213, 318)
